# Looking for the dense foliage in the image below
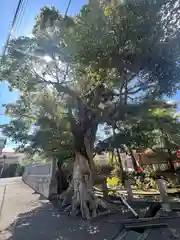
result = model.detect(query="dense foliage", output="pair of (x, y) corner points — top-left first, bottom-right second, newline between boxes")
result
(1, 0), (180, 161)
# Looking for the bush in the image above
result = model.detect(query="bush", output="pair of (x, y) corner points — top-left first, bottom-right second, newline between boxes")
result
(124, 167), (159, 190)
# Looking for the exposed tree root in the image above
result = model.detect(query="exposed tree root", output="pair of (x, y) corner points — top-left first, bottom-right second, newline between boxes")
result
(58, 188), (111, 219)
(56, 152), (111, 220)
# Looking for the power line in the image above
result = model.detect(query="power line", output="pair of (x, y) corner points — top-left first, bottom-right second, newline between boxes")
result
(2, 0), (72, 58)
(2, 0), (25, 56)
(11, 0), (24, 32)
(64, 0), (72, 18)
(14, 0), (28, 35)
(0, 0), (26, 98)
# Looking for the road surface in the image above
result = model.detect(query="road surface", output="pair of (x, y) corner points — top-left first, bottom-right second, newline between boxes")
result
(0, 177), (121, 240)
(0, 177), (46, 239)
(1, 177), (180, 240)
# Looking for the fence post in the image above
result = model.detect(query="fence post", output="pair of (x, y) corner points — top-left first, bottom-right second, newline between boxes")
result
(102, 177), (108, 200)
(156, 179), (171, 212)
(125, 180), (133, 201)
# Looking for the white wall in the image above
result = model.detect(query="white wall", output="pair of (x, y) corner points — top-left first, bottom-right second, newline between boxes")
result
(22, 162), (57, 198)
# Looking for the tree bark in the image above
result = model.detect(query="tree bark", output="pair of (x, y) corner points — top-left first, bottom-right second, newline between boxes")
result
(71, 152), (98, 219)
(59, 150), (107, 219)
(64, 105), (108, 219)
(128, 146), (138, 171)
(58, 123), (107, 219)
(116, 148), (124, 184)
(112, 127), (124, 182)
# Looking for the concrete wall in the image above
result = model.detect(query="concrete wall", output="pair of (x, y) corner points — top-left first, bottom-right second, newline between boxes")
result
(22, 162), (57, 199)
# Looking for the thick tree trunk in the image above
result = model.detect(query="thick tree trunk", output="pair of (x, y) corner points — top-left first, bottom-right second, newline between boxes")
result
(59, 151), (107, 219)
(71, 152), (97, 219)
(128, 147), (138, 171)
(65, 107), (108, 219)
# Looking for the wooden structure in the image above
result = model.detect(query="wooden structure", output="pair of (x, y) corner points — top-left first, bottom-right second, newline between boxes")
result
(135, 153), (180, 171)
(95, 150), (180, 172)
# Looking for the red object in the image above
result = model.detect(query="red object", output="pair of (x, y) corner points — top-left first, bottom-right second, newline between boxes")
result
(176, 150), (180, 159)
(139, 151), (153, 155)
(146, 151), (153, 155)
(137, 167), (143, 173)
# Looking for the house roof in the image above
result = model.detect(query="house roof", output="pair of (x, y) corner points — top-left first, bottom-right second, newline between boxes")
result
(0, 152), (24, 158)
(0, 151), (25, 164)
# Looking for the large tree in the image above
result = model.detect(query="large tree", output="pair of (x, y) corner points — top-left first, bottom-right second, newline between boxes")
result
(1, 0), (180, 218)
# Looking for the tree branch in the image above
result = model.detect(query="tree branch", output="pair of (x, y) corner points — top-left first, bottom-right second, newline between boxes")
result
(128, 87), (142, 94)
(30, 67), (80, 100)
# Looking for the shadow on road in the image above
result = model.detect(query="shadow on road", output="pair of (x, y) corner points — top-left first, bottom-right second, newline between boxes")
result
(2, 202), (123, 240)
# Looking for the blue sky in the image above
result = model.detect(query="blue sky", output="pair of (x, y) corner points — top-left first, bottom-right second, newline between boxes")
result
(0, 0), (87, 147)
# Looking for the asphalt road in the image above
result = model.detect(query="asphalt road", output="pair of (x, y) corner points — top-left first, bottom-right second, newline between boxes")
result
(0, 177), (46, 239)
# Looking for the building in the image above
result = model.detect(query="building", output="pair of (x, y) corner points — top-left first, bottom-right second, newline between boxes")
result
(94, 151), (134, 171)
(0, 150), (25, 178)
(0, 151), (25, 165)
